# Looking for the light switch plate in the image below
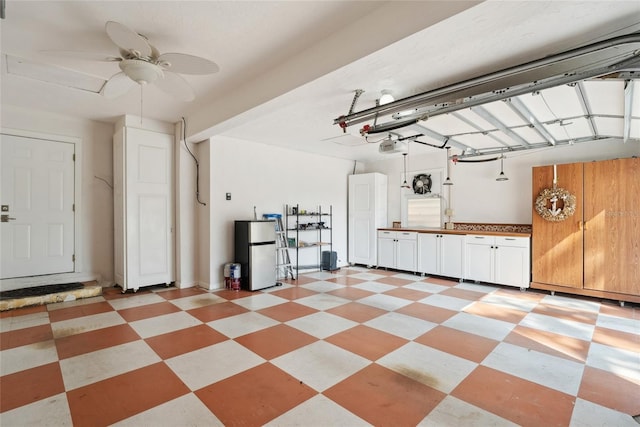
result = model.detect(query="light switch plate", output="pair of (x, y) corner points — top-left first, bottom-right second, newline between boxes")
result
(225, 193), (231, 201)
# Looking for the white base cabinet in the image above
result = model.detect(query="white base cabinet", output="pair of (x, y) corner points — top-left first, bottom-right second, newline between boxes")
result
(377, 230), (417, 271)
(465, 235), (530, 288)
(418, 233), (464, 278)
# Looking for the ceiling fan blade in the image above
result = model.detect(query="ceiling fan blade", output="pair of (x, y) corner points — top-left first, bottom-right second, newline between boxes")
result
(154, 71), (195, 102)
(102, 72), (136, 98)
(105, 21), (152, 58)
(41, 50), (121, 62)
(157, 53), (219, 75)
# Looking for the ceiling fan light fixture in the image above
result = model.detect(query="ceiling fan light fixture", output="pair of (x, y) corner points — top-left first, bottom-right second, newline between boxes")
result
(379, 89), (394, 105)
(119, 59), (163, 85)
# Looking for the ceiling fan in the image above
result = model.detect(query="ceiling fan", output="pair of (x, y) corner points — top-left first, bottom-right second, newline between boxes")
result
(54, 21), (219, 101)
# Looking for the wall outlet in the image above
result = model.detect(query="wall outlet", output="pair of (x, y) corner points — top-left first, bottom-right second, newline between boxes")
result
(225, 193), (231, 200)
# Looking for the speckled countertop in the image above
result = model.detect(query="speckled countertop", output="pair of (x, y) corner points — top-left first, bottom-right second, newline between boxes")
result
(379, 223), (531, 238)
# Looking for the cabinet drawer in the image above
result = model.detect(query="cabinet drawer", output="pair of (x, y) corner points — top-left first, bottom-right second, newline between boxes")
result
(378, 230), (397, 238)
(396, 231), (417, 240)
(496, 236), (529, 248)
(466, 234), (493, 243)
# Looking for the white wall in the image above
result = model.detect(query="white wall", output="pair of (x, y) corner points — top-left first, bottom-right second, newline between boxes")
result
(1, 105), (115, 286)
(199, 136), (355, 289)
(364, 139), (640, 225)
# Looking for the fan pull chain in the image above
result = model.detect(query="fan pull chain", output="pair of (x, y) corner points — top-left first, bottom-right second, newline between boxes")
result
(140, 84), (143, 124)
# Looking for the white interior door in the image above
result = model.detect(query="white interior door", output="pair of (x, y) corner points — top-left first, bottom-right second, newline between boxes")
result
(1, 134), (75, 279)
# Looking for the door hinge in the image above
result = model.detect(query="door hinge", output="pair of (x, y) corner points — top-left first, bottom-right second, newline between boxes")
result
(72, 204), (75, 212)
(72, 154), (76, 161)
(72, 254), (75, 262)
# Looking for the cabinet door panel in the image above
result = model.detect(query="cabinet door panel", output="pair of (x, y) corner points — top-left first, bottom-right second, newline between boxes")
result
(377, 237), (395, 268)
(495, 246), (528, 288)
(396, 239), (416, 271)
(584, 158), (640, 295)
(440, 235), (464, 278)
(531, 163), (583, 288)
(417, 234), (438, 274)
(465, 241), (493, 282)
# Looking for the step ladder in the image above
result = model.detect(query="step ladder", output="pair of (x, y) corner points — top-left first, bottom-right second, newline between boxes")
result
(264, 214), (295, 280)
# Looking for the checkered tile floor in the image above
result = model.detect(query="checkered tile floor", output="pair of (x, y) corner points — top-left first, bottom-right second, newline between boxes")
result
(1, 267), (639, 426)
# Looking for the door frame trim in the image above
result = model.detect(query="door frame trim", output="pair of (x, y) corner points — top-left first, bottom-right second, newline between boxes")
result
(1, 127), (84, 286)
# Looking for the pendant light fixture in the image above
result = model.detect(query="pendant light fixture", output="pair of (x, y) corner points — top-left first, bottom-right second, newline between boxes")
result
(401, 152), (411, 188)
(496, 154), (509, 181)
(443, 147), (453, 185)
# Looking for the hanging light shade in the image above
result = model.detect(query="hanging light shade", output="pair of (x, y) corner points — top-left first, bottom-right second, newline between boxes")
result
(379, 89), (394, 105)
(443, 147), (453, 185)
(401, 152), (411, 188)
(496, 154), (509, 181)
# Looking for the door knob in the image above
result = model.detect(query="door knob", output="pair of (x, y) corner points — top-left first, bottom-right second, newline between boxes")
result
(1, 215), (16, 223)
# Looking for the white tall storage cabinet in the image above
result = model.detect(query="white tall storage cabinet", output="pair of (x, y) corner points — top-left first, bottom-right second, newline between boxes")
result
(114, 122), (175, 292)
(348, 173), (387, 266)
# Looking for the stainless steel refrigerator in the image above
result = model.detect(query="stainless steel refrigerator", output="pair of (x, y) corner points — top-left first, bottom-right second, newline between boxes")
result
(234, 220), (276, 291)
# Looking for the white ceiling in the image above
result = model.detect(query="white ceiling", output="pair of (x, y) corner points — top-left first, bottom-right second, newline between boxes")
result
(2, 1), (640, 162)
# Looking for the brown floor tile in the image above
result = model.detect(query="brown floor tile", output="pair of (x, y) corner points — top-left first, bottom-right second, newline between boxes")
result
(532, 303), (598, 325)
(578, 366), (640, 415)
(395, 302), (457, 324)
(325, 276), (366, 286)
(0, 305), (47, 318)
(187, 301), (249, 323)
(415, 326), (498, 363)
(0, 362), (65, 412)
(376, 276), (414, 286)
(146, 324), (228, 359)
(257, 302), (318, 322)
(422, 276), (458, 287)
(117, 301), (182, 322)
(464, 301), (529, 324)
(55, 324), (140, 360)
(383, 287), (431, 301)
(268, 286), (318, 301)
(503, 325), (590, 363)
(0, 324), (53, 351)
(592, 326), (640, 353)
(284, 275), (318, 285)
(211, 288), (253, 300)
(159, 287), (209, 300)
(234, 324), (317, 360)
(598, 302), (639, 320)
(196, 363), (316, 426)
(325, 325), (408, 361)
(324, 363), (446, 426)
(102, 286), (154, 300)
(47, 301), (114, 323)
(326, 287), (374, 301)
(325, 301), (387, 323)
(333, 268), (365, 276)
(440, 287), (487, 301)
(452, 366), (575, 427)
(67, 362), (189, 427)
(369, 268), (398, 276)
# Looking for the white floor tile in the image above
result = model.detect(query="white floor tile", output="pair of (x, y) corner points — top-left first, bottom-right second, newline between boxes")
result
(285, 312), (357, 339)
(586, 342), (640, 382)
(59, 340), (161, 390)
(391, 272), (421, 281)
(207, 312), (279, 338)
(165, 340), (264, 390)
(570, 398), (639, 427)
(294, 293), (350, 311)
(168, 293), (227, 311)
(112, 393), (224, 426)
(51, 311), (125, 339)
(230, 293), (289, 311)
(479, 293), (539, 312)
(541, 294), (601, 313)
(0, 340), (59, 376)
(442, 312), (515, 341)
(357, 294), (412, 311)
(454, 282), (497, 294)
(519, 312), (595, 341)
(403, 282), (450, 294)
(596, 313), (640, 335)
(129, 311), (201, 339)
(271, 341), (369, 392)
(352, 281), (396, 293)
(264, 394), (372, 427)
(377, 341), (477, 394)
(0, 311), (50, 332)
(365, 312), (437, 340)
(299, 280), (344, 293)
(106, 293), (167, 311)
(482, 342), (584, 395)
(419, 294), (473, 312)
(302, 271), (338, 280)
(0, 393), (72, 426)
(349, 272), (388, 281)
(419, 395), (518, 427)
(47, 296), (106, 311)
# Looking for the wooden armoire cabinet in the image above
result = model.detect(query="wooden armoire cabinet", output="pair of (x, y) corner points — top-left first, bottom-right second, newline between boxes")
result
(531, 157), (640, 304)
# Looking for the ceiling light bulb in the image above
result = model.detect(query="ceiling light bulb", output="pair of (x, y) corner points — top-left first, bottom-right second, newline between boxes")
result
(379, 90), (394, 105)
(119, 59), (163, 85)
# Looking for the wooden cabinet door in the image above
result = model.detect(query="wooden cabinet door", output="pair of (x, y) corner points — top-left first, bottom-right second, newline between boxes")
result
(531, 163), (583, 288)
(584, 158), (640, 295)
